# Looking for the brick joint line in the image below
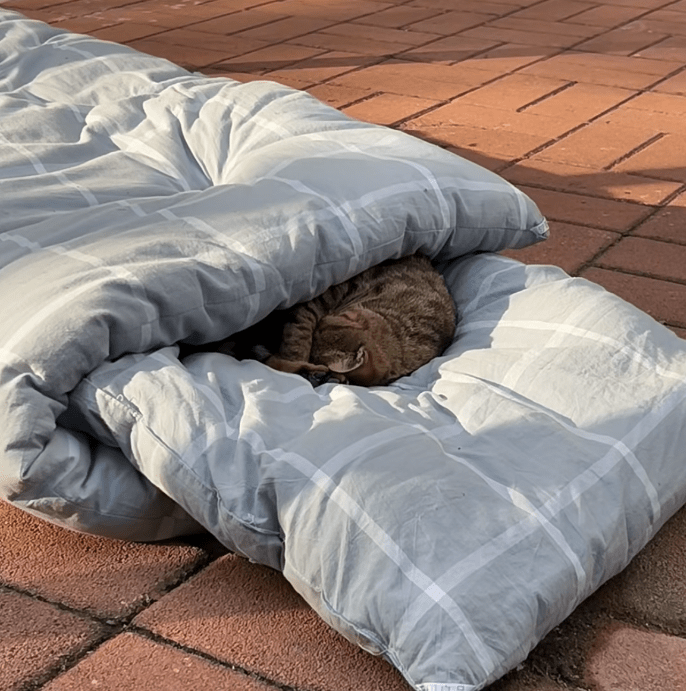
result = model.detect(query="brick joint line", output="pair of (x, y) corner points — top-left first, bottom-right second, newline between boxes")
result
(516, 81), (577, 113)
(127, 624), (301, 691)
(605, 132), (668, 172)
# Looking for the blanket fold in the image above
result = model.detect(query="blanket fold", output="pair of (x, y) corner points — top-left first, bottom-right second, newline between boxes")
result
(5, 10), (686, 691)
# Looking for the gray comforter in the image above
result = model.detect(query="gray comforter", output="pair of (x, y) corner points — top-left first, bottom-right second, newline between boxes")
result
(2, 11), (686, 690)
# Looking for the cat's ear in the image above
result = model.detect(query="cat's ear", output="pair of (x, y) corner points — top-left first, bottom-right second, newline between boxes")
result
(328, 346), (366, 374)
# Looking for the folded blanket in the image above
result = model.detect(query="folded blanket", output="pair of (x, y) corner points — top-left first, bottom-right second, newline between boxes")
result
(3, 10), (686, 691)
(0, 8), (545, 541)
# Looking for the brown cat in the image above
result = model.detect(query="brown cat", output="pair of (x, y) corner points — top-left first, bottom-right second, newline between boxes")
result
(215, 254), (456, 387)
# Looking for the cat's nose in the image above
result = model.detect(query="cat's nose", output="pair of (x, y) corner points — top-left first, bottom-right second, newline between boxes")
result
(301, 369), (334, 386)
(312, 370), (330, 385)
(304, 369), (349, 386)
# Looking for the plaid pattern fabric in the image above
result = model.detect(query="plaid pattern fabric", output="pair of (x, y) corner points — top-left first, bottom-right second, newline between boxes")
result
(6, 9), (686, 690)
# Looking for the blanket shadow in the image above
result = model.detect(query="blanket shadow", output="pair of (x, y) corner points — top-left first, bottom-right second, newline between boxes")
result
(166, 40), (555, 75)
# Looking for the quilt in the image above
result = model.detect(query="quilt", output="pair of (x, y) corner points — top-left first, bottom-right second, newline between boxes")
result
(2, 10), (686, 690)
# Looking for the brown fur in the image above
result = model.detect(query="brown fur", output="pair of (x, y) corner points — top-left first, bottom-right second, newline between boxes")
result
(216, 254), (456, 387)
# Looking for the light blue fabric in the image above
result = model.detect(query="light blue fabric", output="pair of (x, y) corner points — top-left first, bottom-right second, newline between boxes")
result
(0, 8), (546, 542)
(67, 254), (686, 690)
(4, 9), (686, 690)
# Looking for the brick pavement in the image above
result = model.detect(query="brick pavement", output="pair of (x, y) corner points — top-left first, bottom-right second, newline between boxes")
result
(2, 0), (686, 689)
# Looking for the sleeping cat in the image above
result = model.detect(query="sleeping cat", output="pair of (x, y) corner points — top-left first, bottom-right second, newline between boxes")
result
(214, 254), (456, 387)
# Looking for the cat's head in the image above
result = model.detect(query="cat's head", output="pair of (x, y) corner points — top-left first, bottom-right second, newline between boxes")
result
(310, 309), (397, 386)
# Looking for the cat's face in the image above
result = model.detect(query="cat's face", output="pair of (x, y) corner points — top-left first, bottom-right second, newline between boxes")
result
(310, 309), (397, 386)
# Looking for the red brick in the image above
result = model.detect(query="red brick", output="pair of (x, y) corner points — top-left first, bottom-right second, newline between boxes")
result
(150, 28), (269, 57)
(601, 106), (686, 137)
(402, 10), (492, 35)
(488, 671), (569, 691)
(232, 15), (334, 42)
(50, 15), (118, 32)
(0, 589), (105, 691)
(488, 16), (602, 38)
(632, 193), (686, 244)
(185, 12), (287, 36)
(574, 24), (670, 56)
(4, 7), (70, 22)
(431, 61), (510, 87)
(634, 35), (686, 62)
(455, 73), (570, 111)
(400, 34), (500, 65)
(88, 5), (180, 29)
(243, 70), (316, 89)
(256, 0), (393, 22)
(501, 222), (619, 274)
(127, 38), (243, 68)
(352, 4), (442, 28)
(265, 51), (381, 88)
(509, 0), (595, 21)
(585, 622), (686, 691)
(96, 0), (238, 29)
(523, 82), (635, 120)
(409, 101), (577, 139)
(603, 92), (686, 129)
(614, 133), (686, 182)
(654, 69), (686, 96)
(16, 6), (73, 22)
(456, 42), (562, 73)
(567, 3), (653, 26)
(306, 83), (372, 108)
(674, 326), (686, 338)
(580, 267), (686, 327)
(0, 501), (205, 619)
(595, 235), (686, 283)
(642, 9), (686, 36)
(593, 505), (686, 631)
(517, 185), (652, 230)
(165, 0), (237, 22)
(522, 52), (680, 89)
(90, 22), (168, 43)
(331, 60), (485, 99)
(604, 0), (684, 6)
(219, 42), (326, 74)
(343, 92), (439, 125)
(43, 634), (276, 691)
(212, 0), (277, 9)
(319, 20), (441, 46)
(532, 120), (657, 168)
(3, 0), (75, 9)
(402, 124), (550, 160)
(503, 159), (681, 205)
(461, 24), (582, 48)
(618, 91), (686, 116)
(646, 7), (686, 21)
(18, 0), (114, 18)
(134, 555), (409, 691)
(408, 0), (519, 12)
(292, 29), (421, 56)
(567, 50), (684, 74)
